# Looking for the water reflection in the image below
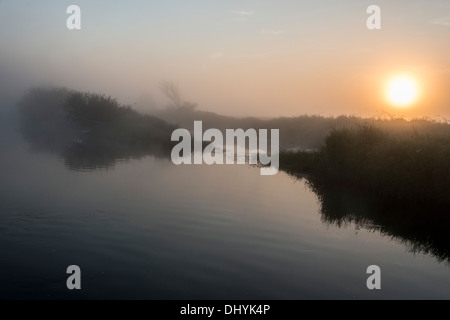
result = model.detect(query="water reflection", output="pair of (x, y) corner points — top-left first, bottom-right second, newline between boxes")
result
(21, 127), (173, 171)
(62, 141), (171, 171)
(298, 176), (450, 264)
(18, 88), (173, 171)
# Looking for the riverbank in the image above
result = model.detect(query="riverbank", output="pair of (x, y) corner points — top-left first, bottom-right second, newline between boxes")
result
(280, 125), (450, 209)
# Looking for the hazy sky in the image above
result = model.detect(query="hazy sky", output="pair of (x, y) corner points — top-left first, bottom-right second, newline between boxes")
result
(1, 0), (450, 117)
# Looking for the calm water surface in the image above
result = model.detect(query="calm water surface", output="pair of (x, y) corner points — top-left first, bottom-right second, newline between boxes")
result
(0, 133), (449, 299)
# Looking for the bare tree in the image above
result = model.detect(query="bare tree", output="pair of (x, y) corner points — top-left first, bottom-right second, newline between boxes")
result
(159, 80), (197, 111)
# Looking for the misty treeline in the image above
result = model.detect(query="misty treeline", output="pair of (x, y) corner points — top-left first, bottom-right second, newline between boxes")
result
(153, 82), (450, 149)
(18, 87), (176, 169)
(17, 85), (450, 168)
(155, 107), (450, 149)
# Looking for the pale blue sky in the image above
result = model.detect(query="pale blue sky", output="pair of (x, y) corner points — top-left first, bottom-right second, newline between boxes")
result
(1, 0), (450, 117)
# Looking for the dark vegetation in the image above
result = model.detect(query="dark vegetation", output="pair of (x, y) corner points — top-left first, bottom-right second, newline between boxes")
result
(280, 125), (450, 262)
(280, 125), (450, 207)
(19, 87), (176, 170)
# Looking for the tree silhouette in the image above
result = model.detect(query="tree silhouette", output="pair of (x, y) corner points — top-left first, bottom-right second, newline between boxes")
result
(159, 80), (197, 111)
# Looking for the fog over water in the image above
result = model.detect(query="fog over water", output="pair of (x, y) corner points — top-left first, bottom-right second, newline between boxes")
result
(1, 1), (450, 300)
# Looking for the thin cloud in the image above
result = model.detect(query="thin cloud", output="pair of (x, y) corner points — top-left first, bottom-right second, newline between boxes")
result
(429, 17), (450, 26)
(210, 51), (224, 60)
(219, 49), (300, 61)
(261, 29), (285, 35)
(232, 10), (255, 16)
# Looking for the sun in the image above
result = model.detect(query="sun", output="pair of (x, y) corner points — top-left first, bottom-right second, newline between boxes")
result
(386, 76), (419, 107)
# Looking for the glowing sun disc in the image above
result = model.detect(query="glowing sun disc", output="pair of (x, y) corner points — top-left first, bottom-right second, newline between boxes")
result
(386, 76), (419, 107)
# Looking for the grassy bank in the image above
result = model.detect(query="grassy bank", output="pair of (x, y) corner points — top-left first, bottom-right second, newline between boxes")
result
(280, 125), (450, 208)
